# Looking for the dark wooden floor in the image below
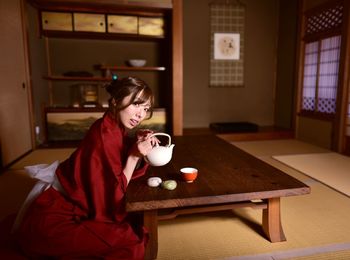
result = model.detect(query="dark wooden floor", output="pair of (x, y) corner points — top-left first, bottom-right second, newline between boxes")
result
(183, 126), (294, 142)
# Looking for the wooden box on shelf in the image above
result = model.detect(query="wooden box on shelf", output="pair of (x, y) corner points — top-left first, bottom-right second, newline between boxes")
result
(40, 10), (166, 39)
(41, 11), (73, 31)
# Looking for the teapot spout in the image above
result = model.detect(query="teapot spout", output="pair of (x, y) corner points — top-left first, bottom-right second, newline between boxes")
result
(169, 144), (175, 151)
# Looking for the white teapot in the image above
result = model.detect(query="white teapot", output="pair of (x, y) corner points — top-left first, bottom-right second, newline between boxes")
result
(144, 133), (175, 167)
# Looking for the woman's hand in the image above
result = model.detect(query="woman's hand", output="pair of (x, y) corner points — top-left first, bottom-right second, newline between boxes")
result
(124, 130), (159, 184)
(135, 138), (153, 157)
(130, 129), (159, 158)
(136, 129), (160, 147)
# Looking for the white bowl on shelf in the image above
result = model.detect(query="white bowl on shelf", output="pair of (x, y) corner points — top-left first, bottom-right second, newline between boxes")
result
(128, 59), (147, 67)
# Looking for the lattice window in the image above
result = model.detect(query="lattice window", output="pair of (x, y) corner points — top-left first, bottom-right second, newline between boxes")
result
(305, 3), (343, 36)
(301, 2), (343, 116)
(301, 36), (341, 114)
(302, 42), (318, 111)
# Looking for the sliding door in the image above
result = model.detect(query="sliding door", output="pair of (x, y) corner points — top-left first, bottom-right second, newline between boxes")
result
(0, 0), (33, 166)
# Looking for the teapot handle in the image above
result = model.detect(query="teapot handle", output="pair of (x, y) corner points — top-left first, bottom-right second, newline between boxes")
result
(149, 133), (171, 147)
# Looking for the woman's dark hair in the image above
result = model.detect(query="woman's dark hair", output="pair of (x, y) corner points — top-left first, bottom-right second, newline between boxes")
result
(105, 76), (154, 120)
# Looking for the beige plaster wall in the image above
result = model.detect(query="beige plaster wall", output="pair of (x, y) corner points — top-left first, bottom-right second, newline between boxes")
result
(296, 116), (332, 149)
(183, 0), (280, 128)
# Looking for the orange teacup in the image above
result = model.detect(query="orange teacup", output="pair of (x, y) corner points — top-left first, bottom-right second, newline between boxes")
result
(180, 167), (198, 183)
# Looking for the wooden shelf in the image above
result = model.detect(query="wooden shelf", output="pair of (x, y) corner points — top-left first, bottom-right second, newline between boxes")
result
(100, 65), (166, 71)
(43, 66), (166, 82)
(36, 0), (182, 137)
(45, 107), (107, 112)
(43, 76), (111, 81)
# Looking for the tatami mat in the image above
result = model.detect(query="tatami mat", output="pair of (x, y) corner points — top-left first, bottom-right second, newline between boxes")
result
(232, 139), (330, 158)
(257, 156), (315, 184)
(157, 183), (350, 259)
(9, 148), (75, 170)
(283, 248), (350, 260)
(0, 170), (36, 219)
(222, 243), (350, 259)
(284, 250), (350, 260)
(273, 152), (350, 197)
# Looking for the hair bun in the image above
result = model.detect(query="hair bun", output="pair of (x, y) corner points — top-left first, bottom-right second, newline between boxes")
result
(105, 74), (120, 95)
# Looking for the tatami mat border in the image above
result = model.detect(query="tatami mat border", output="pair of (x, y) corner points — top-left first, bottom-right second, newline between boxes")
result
(221, 242), (350, 260)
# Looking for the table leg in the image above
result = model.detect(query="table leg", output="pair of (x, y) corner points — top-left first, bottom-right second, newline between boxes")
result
(144, 210), (158, 260)
(262, 197), (286, 242)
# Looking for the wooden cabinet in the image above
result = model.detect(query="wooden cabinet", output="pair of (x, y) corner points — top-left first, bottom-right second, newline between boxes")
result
(1, 0), (33, 165)
(139, 17), (164, 36)
(73, 13), (105, 33)
(40, 11), (165, 38)
(42, 11), (73, 31)
(29, 0), (182, 141)
(107, 15), (138, 34)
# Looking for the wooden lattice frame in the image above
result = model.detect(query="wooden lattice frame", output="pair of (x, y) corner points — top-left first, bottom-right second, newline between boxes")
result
(304, 2), (343, 37)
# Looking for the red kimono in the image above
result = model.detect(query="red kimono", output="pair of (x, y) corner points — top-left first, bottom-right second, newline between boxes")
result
(16, 113), (149, 259)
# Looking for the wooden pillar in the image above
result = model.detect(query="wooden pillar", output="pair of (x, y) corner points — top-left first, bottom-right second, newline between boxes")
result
(172, 0), (183, 136)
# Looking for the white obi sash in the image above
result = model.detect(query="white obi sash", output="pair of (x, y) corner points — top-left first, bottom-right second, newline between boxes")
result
(11, 160), (64, 233)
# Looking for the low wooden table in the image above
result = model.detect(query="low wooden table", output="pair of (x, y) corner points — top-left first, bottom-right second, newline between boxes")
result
(126, 135), (310, 260)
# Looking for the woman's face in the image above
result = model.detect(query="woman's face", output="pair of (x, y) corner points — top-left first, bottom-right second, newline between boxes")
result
(119, 91), (151, 129)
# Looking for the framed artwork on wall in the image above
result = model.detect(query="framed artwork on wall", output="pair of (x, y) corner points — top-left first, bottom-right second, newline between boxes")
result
(45, 108), (105, 142)
(44, 107), (167, 143)
(214, 33), (240, 60)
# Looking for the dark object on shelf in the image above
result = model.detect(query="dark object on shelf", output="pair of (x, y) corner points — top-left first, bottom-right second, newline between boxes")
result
(70, 84), (100, 107)
(63, 71), (93, 77)
(209, 122), (258, 133)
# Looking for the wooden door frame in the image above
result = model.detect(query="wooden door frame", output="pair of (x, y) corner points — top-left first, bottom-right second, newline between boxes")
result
(295, 0), (350, 154)
(172, 0), (183, 136)
(0, 0), (34, 167)
(334, 0), (350, 153)
(21, 0), (36, 148)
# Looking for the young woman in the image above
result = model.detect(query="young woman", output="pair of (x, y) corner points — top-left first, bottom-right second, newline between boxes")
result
(15, 76), (158, 259)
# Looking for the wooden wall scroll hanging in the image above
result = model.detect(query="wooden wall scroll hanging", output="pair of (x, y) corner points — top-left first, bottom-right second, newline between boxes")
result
(209, 0), (245, 87)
